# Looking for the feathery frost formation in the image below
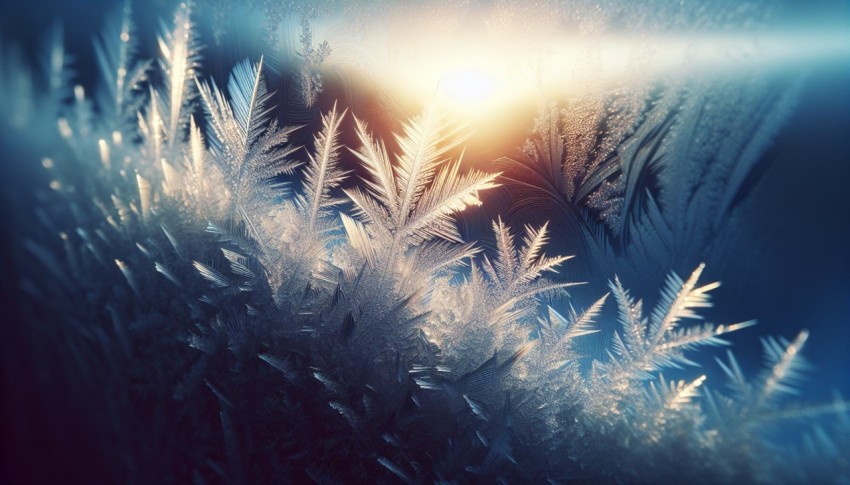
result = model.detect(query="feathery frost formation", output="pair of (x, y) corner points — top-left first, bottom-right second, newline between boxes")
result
(1, 3), (847, 483)
(500, 75), (804, 287)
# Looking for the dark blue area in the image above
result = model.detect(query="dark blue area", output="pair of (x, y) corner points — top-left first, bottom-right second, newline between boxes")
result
(710, 64), (850, 396)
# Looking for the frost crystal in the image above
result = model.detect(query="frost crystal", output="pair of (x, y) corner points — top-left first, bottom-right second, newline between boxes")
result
(0, 2), (846, 484)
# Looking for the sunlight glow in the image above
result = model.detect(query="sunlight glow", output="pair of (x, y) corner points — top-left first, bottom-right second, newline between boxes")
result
(323, 21), (850, 105)
(316, 9), (850, 134)
(439, 69), (500, 105)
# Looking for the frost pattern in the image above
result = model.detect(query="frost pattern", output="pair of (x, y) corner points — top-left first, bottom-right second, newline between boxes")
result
(196, 56), (300, 220)
(500, 77), (803, 287)
(294, 18), (332, 108)
(1, 4), (846, 484)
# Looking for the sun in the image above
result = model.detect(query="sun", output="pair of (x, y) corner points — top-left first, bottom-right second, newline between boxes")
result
(439, 69), (500, 105)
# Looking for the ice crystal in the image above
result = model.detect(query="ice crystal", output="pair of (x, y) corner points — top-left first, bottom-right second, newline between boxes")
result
(343, 105), (499, 295)
(500, 75), (802, 286)
(196, 56), (301, 220)
(0, 3), (846, 484)
(261, 102), (347, 305)
(157, 2), (201, 153)
(294, 18), (331, 108)
(425, 217), (579, 376)
(589, 265), (755, 399)
(93, 2), (151, 131)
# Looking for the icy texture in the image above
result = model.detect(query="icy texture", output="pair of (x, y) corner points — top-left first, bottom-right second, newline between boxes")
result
(294, 18), (332, 108)
(196, 56), (301, 220)
(501, 76), (803, 287)
(341, 105), (498, 310)
(1, 3), (847, 484)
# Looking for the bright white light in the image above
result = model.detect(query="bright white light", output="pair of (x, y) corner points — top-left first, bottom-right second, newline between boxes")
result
(439, 69), (499, 105)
